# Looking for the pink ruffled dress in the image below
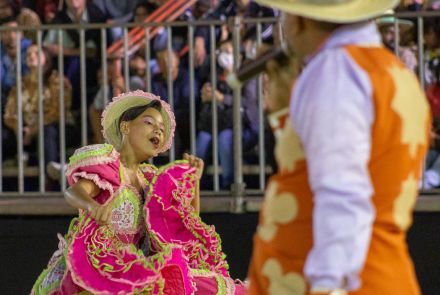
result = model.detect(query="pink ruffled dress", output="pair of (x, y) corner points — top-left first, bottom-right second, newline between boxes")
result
(31, 144), (246, 295)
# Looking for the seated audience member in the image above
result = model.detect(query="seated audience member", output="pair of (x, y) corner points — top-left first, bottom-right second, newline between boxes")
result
(216, 0), (277, 58)
(151, 48), (196, 158)
(152, 7), (193, 58)
(0, 17), (32, 104)
(196, 39), (258, 189)
(43, 0), (108, 110)
(3, 45), (72, 188)
(128, 54), (148, 91)
(423, 59), (440, 189)
(194, 0), (276, 87)
(423, 17), (440, 86)
(0, 0), (41, 43)
(33, 0), (59, 24)
(377, 11), (417, 72)
(0, 17), (31, 160)
(89, 66), (124, 144)
(93, 0), (144, 40)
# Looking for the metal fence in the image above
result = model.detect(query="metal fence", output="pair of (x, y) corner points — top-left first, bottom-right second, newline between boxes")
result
(1, 12), (440, 210)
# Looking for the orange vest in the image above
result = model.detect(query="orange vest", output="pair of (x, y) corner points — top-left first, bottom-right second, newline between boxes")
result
(248, 46), (430, 295)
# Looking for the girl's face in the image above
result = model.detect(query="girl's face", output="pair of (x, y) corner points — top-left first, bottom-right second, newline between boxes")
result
(26, 45), (46, 69)
(121, 108), (166, 160)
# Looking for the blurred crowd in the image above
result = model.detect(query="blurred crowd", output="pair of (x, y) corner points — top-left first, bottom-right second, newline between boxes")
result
(1, 0), (440, 190)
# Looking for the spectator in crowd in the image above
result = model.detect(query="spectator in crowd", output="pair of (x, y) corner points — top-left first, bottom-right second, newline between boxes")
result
(0, 0), (41, 43)
(151, 48), (195, 158)
(31, 0), (60, 24)
(423, 18), (440, 86)
(129, 54), (148, 91)
(423, 46), (440, 189)
(125, 1), (162, 88)
(0, 17), (32, 163)
(193, 0), (228, 87)
(377, 11), (418, 72)
(398, 0), (425, 10)
(428, 0), (440, 9)
(193, 0), (276, 87)
(89, 65), (124, 144)
(196, 39), (258, 189)
(218, 0), (277, 58)
(3, 45), (72, 188)
(0, 17), (32, 105)
(133, 1), (156, 23)
(193, 0), (222, 69)
(93, 0), (144, 40)
(0, 0), (19, 21)
(151, 5), (193, 58)
(44, 0), (108, 110)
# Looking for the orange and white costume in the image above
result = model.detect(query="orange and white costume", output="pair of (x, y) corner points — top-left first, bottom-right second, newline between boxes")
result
(248, 22), (430, 294)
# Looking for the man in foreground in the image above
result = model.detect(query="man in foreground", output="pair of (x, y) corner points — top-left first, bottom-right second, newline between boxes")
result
(248, 0), (430, 294)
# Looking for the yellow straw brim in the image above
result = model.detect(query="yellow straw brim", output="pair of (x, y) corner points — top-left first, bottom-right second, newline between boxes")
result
(255, 0), (399, 23)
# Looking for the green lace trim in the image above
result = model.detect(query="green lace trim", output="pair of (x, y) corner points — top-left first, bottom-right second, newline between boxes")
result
(31, 257), (65, 295)
(68, 144), (114, 166)
(215, 274), (227, 295)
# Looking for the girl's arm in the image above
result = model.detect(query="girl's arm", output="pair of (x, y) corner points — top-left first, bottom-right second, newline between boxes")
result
(65, 179), (112, 225)
(192, 180), (201, 215)
(183, 153), (204, 215)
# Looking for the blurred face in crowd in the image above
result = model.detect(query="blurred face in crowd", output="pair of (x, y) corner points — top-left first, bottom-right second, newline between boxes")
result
(236, 0), (251, 11)
(26, 45), (46, 69)
(0, 0), (13, 20)
(424, 27), (439, 50)
(96, 65), (117, 85)
(157, 50), (180, 81)
(130, 55), (147, 76)
(380, 25), (396, 50)
(1, 21), (19, 51)
(134, 6), (149, 23)
(217, 41), (234, 72)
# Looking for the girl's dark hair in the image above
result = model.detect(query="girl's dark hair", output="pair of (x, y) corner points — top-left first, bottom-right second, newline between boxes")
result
(118, 100), (162, 131)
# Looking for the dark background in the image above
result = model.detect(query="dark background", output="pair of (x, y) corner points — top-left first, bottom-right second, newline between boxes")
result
(1, 213), (439, 294)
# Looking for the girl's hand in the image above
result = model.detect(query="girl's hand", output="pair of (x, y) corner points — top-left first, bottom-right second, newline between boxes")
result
(88, 201), (113, 226)
(183, 153), (204, 180)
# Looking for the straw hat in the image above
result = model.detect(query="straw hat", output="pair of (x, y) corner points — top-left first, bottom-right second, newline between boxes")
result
(254, 0), (399, 23)
(101, 90), (176, 153)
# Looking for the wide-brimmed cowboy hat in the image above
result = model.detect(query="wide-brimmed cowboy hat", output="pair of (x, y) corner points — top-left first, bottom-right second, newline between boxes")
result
(101, 90), (176, 153)
(254, 0), (399, 24)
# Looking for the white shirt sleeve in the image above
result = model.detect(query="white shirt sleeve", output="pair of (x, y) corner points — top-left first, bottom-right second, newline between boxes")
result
(291, 48), (375, 290)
